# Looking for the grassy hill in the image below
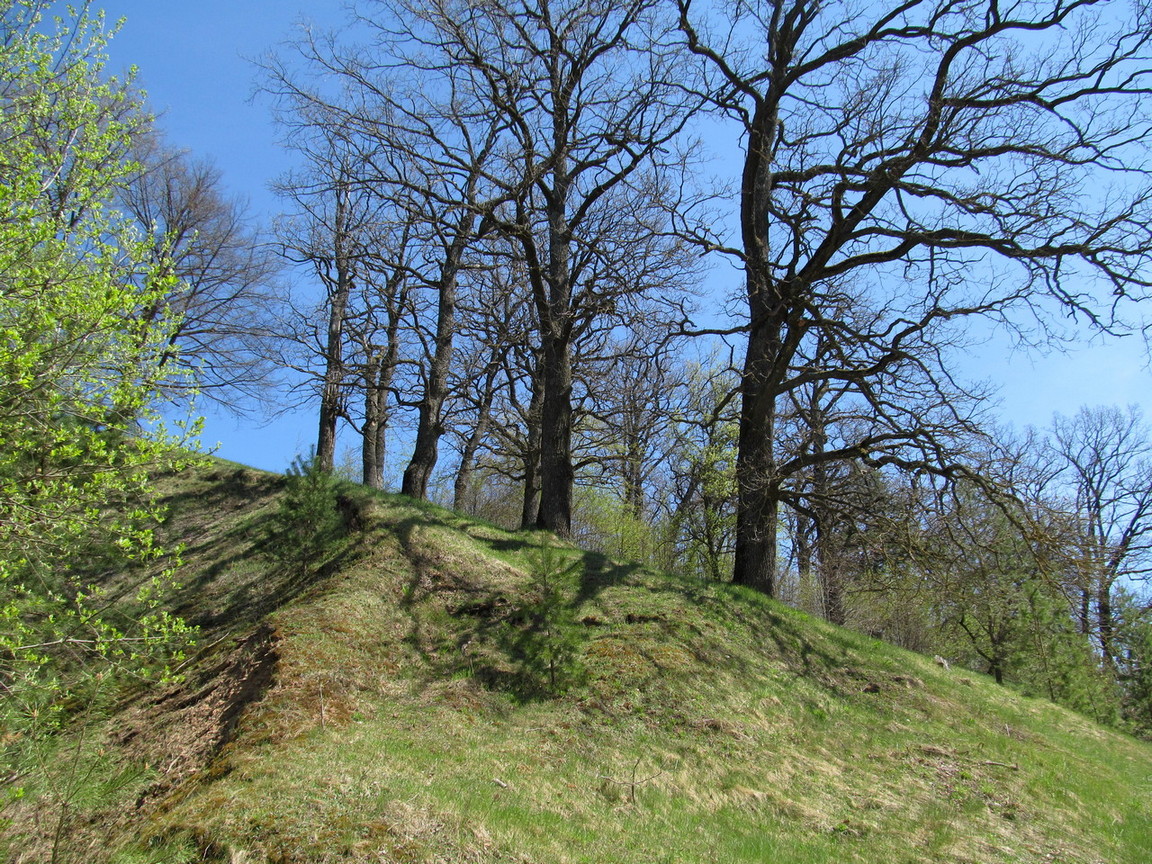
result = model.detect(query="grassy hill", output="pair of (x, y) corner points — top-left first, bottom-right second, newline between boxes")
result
(9, 461), (1152, 863)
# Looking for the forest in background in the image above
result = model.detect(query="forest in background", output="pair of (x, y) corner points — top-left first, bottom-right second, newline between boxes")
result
(5, 0), (1152, 793)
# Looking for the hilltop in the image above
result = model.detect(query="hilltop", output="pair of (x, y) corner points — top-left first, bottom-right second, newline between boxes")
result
(8, 461), (1151, 864)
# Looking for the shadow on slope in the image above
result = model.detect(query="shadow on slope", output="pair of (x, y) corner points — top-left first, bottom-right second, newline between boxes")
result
(47, 461), (1152, 864)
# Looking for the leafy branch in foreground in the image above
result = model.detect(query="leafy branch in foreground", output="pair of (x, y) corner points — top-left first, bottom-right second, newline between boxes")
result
(0, 0), (196, 743)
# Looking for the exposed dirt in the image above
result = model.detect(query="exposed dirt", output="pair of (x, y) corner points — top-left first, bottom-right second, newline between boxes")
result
(115, 622), (280, 802)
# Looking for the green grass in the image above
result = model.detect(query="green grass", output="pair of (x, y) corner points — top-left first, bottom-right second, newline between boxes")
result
(7, 459), (1151, 863)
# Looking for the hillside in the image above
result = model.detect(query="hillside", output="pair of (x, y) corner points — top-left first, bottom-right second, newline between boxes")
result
(10, 461), (1152, 864)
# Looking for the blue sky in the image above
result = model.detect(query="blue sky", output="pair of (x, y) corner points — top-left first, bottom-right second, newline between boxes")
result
(96, 0), (1152, 475)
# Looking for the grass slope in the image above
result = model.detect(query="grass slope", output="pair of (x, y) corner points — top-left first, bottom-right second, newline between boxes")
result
(24, 462), (1152, 863)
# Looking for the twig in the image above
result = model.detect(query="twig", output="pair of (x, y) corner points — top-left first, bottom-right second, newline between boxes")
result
(597, 756), (665, 806)
(980, 760), (1019, 771)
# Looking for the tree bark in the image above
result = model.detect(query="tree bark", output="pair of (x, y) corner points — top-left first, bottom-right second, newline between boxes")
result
(729, 69), (785, 593)
(361, 348), (394, 489)
(731, 293), (782, 594)
(535, 331), (574, 533)
(520, 368), (544, 530)
(402, 219), (472, 499)
(453, 361), (500, 512)
(316, 183), (354, 473)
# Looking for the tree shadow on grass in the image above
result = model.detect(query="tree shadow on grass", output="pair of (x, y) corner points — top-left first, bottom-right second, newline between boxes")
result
(572, 551), (642, 607)
(155, 468), (364, 636)
(386, 515), (645, 702)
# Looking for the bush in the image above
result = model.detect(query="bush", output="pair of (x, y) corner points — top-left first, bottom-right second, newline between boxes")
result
(496, 539), (583, 698)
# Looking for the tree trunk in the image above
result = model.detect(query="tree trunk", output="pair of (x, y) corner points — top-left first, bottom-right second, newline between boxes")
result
(531, 75), (576, 536)
(535, 332), (573, 534)
(732, 314), (779, 594)
(820, 554), (846, 626)
(795, 511), (814, 594)
(317, 371), (343, 473)
(622, 422), (645, 521)
(521, 369), (543, 530)
(402, 220), (472, 499)
(991, 660), (1004, 686)
(361, 350), (387, 488)
(808, 396), (846, 626)
(1098, 582), (1117, 671)
(316, 187), (354, 473)
(731, 89), (784, 594)
(453, 361), (499, 512)
(363, 277), (407, 489)
(402, 385), (445, 499)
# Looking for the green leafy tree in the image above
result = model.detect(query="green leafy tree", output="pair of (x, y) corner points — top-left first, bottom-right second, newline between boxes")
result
(666, 362), (739, 582)
(1109, 592), (1152, 736)
(921, 484), (1117, 723)
(924, 488), (1048, 685)
(0, 1), (193, 742)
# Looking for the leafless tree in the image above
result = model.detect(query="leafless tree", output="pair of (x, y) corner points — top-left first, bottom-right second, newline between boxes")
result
(262, 8), (515, 496)
(262, 0), (703, 521)
(393, 153), (501, 501)
(1046, 404), (1152, 668)
(272, 115), (413, 475)
(447, 253), (533, 513)
(346, 211), (417, 488)
(381, 0), (703, 535)
(578, 320), (689, 525)
(121, 132), (282, 410)
(679, 0), (1152, 594)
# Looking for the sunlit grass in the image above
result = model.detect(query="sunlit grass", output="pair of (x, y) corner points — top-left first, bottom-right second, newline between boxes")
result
(86, 462), (1152, 863)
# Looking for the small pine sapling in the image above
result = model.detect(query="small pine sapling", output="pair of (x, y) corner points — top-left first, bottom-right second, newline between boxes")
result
(267, 450), (344, 579)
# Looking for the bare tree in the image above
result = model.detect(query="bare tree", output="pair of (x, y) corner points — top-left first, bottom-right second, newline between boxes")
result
(273, 119), (397, 474)
(394, 150), (501, 500)
(448, 255), (532, 513)
(346, 210), (416, 488)
(1046, 405), (1152, 668)
(262, 8), (516, 496)
(262, 0), (703, 522)
(679, 0), (1152, 594)
(387, 0), (702, 535)
(122, 132), (281, 410)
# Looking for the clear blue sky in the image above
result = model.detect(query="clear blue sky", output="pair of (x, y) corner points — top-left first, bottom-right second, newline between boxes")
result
(96, 0), (1152, 475)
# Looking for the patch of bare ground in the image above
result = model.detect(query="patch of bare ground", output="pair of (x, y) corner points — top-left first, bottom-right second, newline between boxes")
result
(114, 623), (280, 801)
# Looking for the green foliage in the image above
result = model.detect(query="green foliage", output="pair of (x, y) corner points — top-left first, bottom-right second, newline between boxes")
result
(1112, 594), (1152, 736)
(1010, 586), (1120, 725)
(0, 0), (195, 746)
(574, 486), (665, 568)
(266, 450), (344, 578)
(902, 483), (1134, 727)
(1, 703), (157, 864)
(499, 538), (583, 697)
(922, 487), (1044, 684)
(667, 363), (738, 581)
